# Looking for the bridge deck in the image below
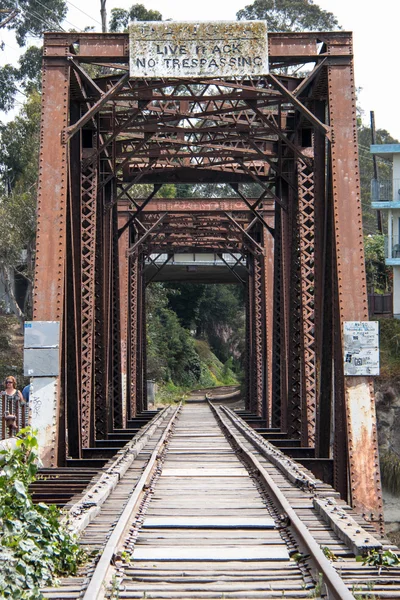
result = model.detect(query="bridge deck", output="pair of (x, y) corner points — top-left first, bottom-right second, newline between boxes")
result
(42, 401), (400, 599)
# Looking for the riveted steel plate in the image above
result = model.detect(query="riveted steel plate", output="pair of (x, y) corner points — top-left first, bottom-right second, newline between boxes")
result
(129, 20), (268, 78)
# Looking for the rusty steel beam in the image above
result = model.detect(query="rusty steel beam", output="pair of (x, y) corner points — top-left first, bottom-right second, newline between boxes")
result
(80, 158), (98, 448)
(33, 46), (70, 467)
(267, 73), (331, 140)
(263, 221), (274, 428)
(327, 47), (383, 526)
(297, 160), (317, 448)
(63, 72), (129, 143)
(253, 255), (265, 418)
(224, 212), (265, 255)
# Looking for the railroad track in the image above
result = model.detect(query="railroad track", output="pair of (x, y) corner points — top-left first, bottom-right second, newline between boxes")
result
(42, 400), (400, 599)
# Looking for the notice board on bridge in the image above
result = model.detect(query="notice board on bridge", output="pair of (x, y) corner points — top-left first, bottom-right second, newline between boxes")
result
(343, 321), (379, 376)
(129, 21), (269, 78)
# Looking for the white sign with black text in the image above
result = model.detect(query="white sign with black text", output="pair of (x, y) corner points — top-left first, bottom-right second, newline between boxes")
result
(129, 21), (269, 78)
(343, 321), (379, 376)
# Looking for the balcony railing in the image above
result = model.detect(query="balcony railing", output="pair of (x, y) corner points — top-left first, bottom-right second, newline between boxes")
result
(385, 234), (400, 259)
(371, 178), (400, 202)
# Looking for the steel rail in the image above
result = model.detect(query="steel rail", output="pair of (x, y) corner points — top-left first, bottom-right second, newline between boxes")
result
(81, 403), (181, 600)
(66, 405), (173, 536)
(221, 404), (316, 489)
(211, 403), (355, 600)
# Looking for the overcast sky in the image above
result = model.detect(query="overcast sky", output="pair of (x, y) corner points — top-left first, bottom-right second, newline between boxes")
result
(0, 0), (397, 141)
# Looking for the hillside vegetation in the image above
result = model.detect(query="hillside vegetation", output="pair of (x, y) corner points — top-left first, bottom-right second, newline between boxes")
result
(146, 282), (243, 400)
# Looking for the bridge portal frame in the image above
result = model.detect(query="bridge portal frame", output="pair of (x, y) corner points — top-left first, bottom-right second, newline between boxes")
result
(32, 30), (382, 527)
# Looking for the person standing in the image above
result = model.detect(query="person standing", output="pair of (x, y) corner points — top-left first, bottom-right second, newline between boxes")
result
(22, 383), (31, 404)
(2, 376), (25, 435)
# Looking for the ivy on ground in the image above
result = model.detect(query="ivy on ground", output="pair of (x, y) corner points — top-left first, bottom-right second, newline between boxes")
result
(0, 428), (84, 599)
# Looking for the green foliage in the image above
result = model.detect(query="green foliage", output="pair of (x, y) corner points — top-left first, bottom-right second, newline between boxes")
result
(377, 318), (400, 380)
(146, 284), (240, 392)
(146, 283), (201, 387)
(195, 340), (238, 386)
(165, 283), (245, 369)
(352, 582), (377, 600)
(0, 0), (65, 112)
(0, 0), (67, 47)
(358, 549), (400, 574)
(364, 234), (391, 292)
(155, 381), (189, 405)
(379, 449), (400, 495)
(109, 4), (162, 32)
(321, 546), (338, 561)
(236, 0), (339, 31)
(0, 46), (43, 113)
(0, 90), (40, 318)
(0, 428), (84, 599)
(0, 64), (18, 112)
(0, 315), (24, 385)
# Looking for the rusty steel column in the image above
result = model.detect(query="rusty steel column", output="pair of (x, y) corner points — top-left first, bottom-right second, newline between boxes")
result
(111, 204), (123, 429)
(128, 253), (139, 419)
(263, 221), (274, 427)
(327, 37), (383, 524)
(298, 160), (317, 447)
(118, 202), (130, 425)
(286, 190), (302, 440)
(141, 265), (148, 412)
(253, 255), (265, 418)
(247, 258), (256, 413)
(32, 39), (70, 466)
(244, 258), (252, 411)
(80, 152), (98, 448)
(136, 256), (147, 414)
(313, 101), (333, 459)
(65, 126), (82, 458)
(271, 204), (283, 429)
(93, 180), (108, 440)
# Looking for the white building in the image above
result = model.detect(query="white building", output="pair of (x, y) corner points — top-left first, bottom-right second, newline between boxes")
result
(371, 144), (400, 318)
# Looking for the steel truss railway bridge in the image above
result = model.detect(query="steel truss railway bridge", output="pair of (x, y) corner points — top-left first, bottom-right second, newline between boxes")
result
(29, 24), (384, 554)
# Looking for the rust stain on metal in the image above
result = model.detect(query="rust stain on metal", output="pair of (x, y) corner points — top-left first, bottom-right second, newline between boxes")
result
(32, 29), (383, 528)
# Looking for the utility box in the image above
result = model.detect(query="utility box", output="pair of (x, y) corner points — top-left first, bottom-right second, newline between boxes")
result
(24, 321), (60, 377)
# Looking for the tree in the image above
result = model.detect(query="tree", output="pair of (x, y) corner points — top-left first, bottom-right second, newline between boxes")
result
(109, 3), (162, 32)
(165, 283), (245, 368)
(0, 0), (67, 113)
(364, 234), (391, 293)
(0, 0), (67, 47)
(0, 92), (40, 322)
(236, 0), (339, 31)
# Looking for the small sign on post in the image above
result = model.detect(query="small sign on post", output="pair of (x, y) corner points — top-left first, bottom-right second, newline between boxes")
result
(129, 21), (269, 78)
(24, 321), (60, 377)
(343, 321), (379, 376)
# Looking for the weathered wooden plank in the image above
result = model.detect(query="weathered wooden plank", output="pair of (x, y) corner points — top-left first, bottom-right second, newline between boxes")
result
(132, 546), (290, 561)
(142, 516), (275, 529)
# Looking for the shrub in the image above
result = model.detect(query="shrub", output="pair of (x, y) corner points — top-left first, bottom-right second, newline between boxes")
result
(0, 428), (84, 599)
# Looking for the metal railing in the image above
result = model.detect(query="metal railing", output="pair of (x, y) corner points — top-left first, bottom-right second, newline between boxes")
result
(371, 178), (400, 202)
(1, 393), (28, 439)
(368, 293), (393, 317)
(385, 234), (400, 259)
